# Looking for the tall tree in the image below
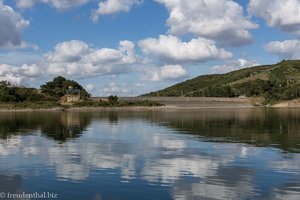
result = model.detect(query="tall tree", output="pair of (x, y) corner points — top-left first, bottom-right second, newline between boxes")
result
(40, 76), (90, 99)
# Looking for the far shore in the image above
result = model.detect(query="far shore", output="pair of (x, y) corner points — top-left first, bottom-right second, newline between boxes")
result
(0, 105), (255, 113)
(1, 96), (300, 112)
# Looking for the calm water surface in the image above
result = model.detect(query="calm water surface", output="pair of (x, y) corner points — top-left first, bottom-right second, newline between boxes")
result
(0, 108), (299, 200)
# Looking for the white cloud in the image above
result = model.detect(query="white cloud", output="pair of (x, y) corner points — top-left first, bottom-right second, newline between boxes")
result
(16, 0), (90, 10)
(21, 64), (41, 77)
(156, 0), (258, 46)
(142, 64), (187, 82)
(211, 59), (260, 74)
(92, 0), (143, 21)
(0, 63), (40, 85)
(45, 40), (89, 63)
(249, 0), (300, 35)
(0, 40), (140, 88)
(0, 1), (30, 48)
(45, 40), (138, 77)
(265, 40), (300, 59)
(98, 82), (131, 96)
(85, 84), (94, 93)
(0, 64), (20, 84)
(15, 0), (36, 9)
(139, 35), (232, 63)
(250, 1), (300, 60)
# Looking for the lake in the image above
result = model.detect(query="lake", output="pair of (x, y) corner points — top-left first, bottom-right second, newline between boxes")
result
(0, 108), (299, 200)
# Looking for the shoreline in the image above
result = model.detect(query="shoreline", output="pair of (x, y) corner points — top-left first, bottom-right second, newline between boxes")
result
(1, 97), (300, 112)
(0, 104), (300, 113)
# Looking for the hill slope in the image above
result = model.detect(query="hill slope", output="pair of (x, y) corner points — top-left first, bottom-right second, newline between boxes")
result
(143, 60), (300, 102)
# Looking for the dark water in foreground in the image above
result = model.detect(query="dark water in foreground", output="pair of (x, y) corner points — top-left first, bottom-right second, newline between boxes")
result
(0, 108), (299, 200)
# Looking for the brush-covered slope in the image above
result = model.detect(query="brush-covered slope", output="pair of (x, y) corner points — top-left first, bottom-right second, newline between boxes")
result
(143, 60), (300, 101)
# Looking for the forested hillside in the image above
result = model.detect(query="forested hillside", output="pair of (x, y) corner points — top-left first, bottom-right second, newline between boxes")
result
(143, 60), (300, 102)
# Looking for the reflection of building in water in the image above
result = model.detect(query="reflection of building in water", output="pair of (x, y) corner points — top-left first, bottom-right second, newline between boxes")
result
(60, 112), (81, 138)
(61, 112), (81, 127)
(40, 112), (90, 141)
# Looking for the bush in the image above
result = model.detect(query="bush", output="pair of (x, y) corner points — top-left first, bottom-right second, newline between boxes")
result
(108, 95), (118, 104)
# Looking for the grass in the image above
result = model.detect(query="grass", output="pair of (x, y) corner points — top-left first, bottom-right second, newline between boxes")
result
(0, 100), (163, 110)
(0, 101), (62, 110)
(72, 100), (164, 107)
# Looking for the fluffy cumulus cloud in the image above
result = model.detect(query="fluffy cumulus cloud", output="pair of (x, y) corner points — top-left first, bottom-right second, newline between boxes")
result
(265, 40), (300, 59)
(45, 40), (138, 77)
(97, 81), (148, 96)
(0, 39), (139, 88)
(0, 1), (30, 48)
(92, 0), (143, 21)
(156, 0), (258, 46)
(45, 40), (89, 63)
(98, 82), (130, 96)
(16, 0), (90, 10)
(139, 35), (232, 63)
(142, 64), (187, 82)
(0, 63), (41, 85)
(249, 0), (300, 35)
(211, 59), (260, 74)
(85, 84), (94, 93)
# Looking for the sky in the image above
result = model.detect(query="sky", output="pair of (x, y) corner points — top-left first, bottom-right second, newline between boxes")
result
(0, 0), (300, 96)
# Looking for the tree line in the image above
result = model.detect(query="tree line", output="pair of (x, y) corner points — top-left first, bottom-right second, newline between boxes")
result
(0, 76), (90, 103)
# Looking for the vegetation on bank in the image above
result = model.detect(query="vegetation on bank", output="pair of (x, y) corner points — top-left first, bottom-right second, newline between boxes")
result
(40, 76), (90, 99)
(72, 95), (163, 107)
(143, 60), (300, 103)
(0, 76), (90, 103)
(0, 77), (163, 109)
(0, 101), (61, 109)
(72, 99), (163, 108)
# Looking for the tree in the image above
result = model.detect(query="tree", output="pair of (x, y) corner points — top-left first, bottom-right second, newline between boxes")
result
(40, 76), (90, 100)
(108, 95), (118, 104)
(0, 81), (17, 102)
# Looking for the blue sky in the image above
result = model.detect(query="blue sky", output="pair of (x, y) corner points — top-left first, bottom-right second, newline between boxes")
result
(1, 0), (300, 96)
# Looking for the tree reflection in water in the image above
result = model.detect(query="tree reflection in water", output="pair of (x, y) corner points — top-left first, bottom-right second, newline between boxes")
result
(145, 108), (300, 152)
(0, 112), (91, 142)
(0, 108), (299, 151)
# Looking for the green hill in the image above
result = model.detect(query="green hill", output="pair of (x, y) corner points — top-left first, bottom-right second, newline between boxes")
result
(142, 60), (300, 102)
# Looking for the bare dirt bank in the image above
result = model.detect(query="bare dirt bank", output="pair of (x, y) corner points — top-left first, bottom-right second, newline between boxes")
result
(115, 97), (263, 108)
(272, 99), (300, 107)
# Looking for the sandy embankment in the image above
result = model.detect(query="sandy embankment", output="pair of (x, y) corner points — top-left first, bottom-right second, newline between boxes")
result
(117, 97), (263, 108)
(272, 99), (300, 107)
